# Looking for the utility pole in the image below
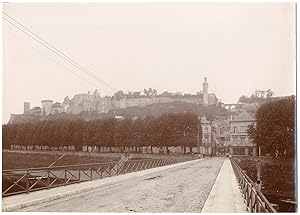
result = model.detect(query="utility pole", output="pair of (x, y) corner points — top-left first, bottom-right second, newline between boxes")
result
(210, 126), (215, 157)
(197, 125), (200, 154)
(256, 145), (262, 190)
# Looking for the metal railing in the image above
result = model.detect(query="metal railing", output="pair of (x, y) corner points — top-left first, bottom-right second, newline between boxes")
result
(230, 158), (277, 213)
(3, 157), (193, 197)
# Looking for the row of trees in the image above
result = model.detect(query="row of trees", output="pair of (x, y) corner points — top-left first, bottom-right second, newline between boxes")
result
(113, 89), (204, 100)
(113, 88), (159, 100)
(247, 96), (295, 158)
(3, 113), (201, 153)
(239, 89), (275, 104)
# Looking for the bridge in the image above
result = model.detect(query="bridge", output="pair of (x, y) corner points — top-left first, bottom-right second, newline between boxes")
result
(2, 156), (277, 212)
(222, 103), (243, 111)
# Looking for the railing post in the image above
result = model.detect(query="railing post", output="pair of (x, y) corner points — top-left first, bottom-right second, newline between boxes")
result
(115, 164), (118, 175)
(255, 197), (259, 213)
(260, 200), (266, 212)
(148, 161), (152, 169)
(64, 169), (67, 185)
(26, 170), (30, 194)
(129, 162), (136, 172)
(136, 162), (141, 171)
(47, 168), (50, 189)
(109, 164), (112, 177)
(151, 161), (155, 168)
(140, 162), (144, 170)
(78, 169), (81, 182)
(230, 158), (277, 213)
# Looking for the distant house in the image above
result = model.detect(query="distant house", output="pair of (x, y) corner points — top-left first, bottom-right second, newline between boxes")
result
(211, 117), (231, 155)
(200, 116), (212, 154)
(228, 111), (256, 156)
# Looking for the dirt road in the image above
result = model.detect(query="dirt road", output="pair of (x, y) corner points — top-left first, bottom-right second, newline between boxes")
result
(21, 157), (225, 212)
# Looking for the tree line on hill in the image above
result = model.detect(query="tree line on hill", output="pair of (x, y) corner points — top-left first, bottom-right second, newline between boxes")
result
(10, 101), (228, 126)
(3, 113), (201, 153)
(247, 96), (295, 158)
(113, 88), (204, 100)
(239, 89), (275, 104)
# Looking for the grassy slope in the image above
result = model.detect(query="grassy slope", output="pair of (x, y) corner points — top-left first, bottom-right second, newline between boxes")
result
(2, 151), (120, 170)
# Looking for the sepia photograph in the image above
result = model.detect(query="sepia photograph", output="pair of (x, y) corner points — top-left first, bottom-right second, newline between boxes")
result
(2, 2), (296, 213)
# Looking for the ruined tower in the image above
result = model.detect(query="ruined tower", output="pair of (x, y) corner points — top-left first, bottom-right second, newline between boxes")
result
(24, 102), (30, 114)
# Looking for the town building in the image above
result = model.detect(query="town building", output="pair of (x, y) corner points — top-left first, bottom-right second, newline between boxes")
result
(211, 116), (231, 155)
(200, 116), (212, 155)
(228, 111), (256, 155)
(210, 111), (257, 156)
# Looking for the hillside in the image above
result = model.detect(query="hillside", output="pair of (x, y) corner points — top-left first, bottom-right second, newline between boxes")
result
(8, 102), (228, 124)
(109, 102), (228, 121)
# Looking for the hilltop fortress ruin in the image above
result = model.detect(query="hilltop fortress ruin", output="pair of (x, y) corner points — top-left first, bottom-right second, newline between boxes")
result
(11, 78), (218, 120)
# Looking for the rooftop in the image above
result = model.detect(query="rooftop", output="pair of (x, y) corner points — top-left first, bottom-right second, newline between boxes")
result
(41, 100), (53, 103)
(200, 116), (211, 124)
(231, 111), (255, 122)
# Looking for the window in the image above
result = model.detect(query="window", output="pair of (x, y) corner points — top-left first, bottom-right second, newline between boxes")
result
(205, 126), (209, 133)
(233, 127), (238, 133)
(205, 137), (209, 143)
(240, 136), (246, 143)
(232, 136), (238, 143)
(241, 126), (247, 132)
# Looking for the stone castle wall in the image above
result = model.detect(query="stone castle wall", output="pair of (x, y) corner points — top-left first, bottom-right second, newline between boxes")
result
(63, 94), (215, 114)
(17, 78), (218, 118)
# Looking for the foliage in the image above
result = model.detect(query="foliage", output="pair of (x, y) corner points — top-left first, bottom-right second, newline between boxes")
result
(112, 88), (204, 100)
(3, 113), (202, 152)
(247, 96), (295, 158)
(238, 89), (275, 104)
(143, 88), (157, 97)
(109, 102), (228, 122)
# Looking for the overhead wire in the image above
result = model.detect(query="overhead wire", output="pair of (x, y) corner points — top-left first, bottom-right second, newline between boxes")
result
(4, 18), (111, 94)
(3, 12), (118, 93)
(3, 12), (117, 92)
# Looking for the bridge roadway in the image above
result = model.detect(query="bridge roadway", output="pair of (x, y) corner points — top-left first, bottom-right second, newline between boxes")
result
(3, 157), (247, 212)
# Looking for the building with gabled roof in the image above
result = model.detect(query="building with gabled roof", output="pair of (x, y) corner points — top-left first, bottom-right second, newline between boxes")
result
(211, 111), (256, 156)
(228, 110), (256, 155)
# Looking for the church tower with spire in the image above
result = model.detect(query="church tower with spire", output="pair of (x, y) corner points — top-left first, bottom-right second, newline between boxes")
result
(203, 77), (208, 106)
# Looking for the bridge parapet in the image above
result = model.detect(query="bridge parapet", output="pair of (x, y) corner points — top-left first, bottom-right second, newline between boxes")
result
(230, 158), (277, 212)
(3, 156), (196, 197)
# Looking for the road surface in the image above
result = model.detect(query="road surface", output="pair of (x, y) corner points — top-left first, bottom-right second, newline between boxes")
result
(19, 157), (225, 212)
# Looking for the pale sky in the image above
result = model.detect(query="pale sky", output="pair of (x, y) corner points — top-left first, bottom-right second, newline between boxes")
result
(3, 3), (296, 123)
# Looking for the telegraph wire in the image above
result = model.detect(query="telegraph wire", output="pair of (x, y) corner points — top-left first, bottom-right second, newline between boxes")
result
(34, 45), (111, 94)
(3, 16), (105, 93)
(3, 12), (117, 92)
(3, 13), (118, 93)
(4, 17), (110, 94)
